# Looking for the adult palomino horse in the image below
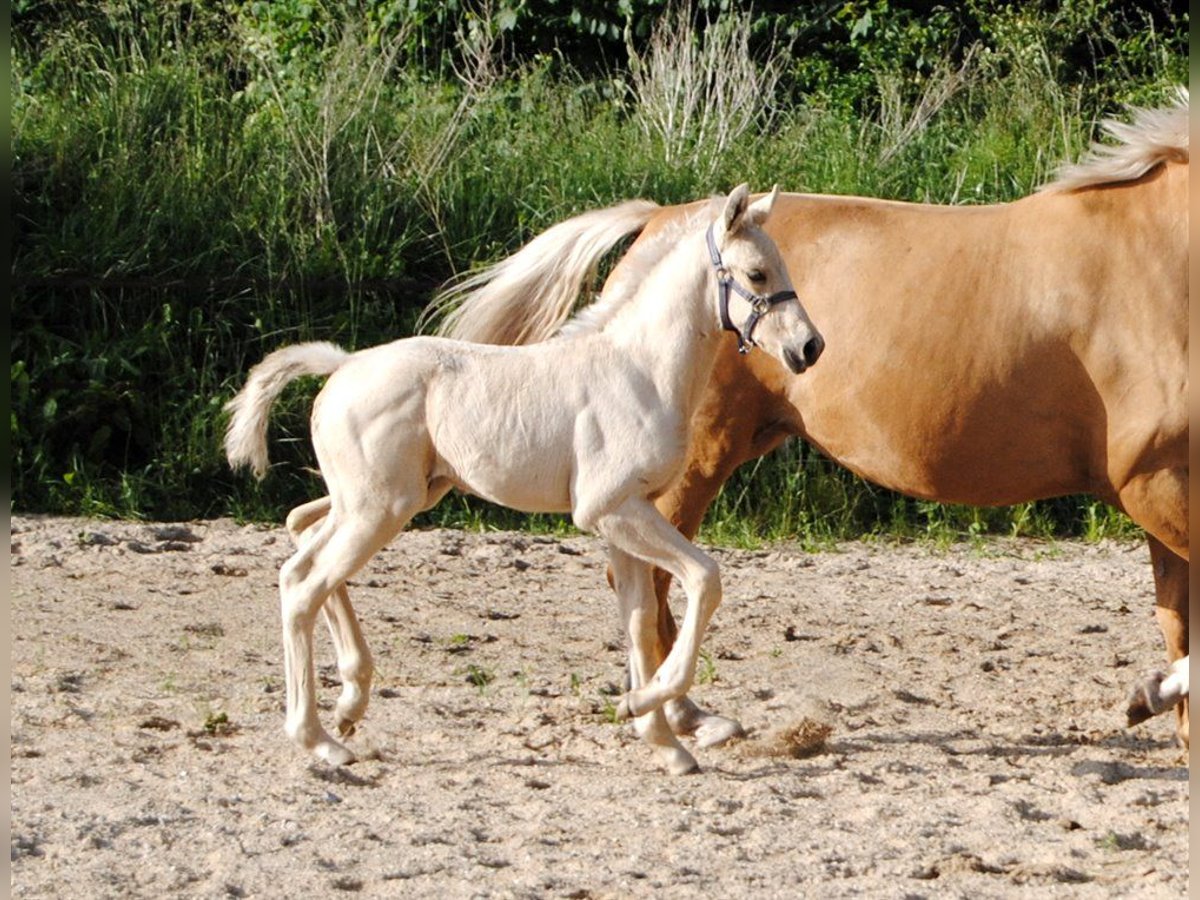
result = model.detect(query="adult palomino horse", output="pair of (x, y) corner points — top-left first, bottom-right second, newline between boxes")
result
(224, 185), (823, 773)
(433, 92), (1189, 748)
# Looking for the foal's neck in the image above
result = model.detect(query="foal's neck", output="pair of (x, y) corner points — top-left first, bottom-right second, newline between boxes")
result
(603, 230), (722, 414)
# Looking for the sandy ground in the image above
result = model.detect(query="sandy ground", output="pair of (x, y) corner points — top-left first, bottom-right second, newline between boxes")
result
(9, 514), (1189, 898)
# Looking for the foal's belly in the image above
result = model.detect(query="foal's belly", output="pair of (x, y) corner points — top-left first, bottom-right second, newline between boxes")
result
(432, 420), (576, 514)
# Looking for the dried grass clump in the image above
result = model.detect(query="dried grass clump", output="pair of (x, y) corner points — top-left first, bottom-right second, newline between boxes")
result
(745, 717), (833, 759)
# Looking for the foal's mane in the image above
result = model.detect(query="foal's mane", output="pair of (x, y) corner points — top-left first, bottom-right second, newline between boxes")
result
(1040, 88), (1188, 193)
(556, 202), (715, 339)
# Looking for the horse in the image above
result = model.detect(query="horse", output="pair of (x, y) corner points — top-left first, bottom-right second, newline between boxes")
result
(1127, 656), (1189, 728)
(223, 184), (824, 774)
(431, 91), (1189, 749)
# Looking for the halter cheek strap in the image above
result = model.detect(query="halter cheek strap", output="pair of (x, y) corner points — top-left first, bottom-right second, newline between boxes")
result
(706, 225), (798, 354)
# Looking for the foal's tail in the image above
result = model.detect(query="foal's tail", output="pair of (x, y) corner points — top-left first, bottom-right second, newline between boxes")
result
(224, 342), (350, 480)
(421, 198), (660, 345)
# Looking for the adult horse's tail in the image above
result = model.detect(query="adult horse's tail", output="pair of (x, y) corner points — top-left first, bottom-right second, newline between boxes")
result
(422, 199), (659, 345)
(224, 342), (349, 480)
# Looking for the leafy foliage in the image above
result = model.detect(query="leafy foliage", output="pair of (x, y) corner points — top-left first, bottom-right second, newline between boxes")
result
(11, 0), (1183, 542)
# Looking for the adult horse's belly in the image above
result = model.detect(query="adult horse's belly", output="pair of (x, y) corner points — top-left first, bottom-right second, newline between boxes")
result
(778, 334), (1108, 508)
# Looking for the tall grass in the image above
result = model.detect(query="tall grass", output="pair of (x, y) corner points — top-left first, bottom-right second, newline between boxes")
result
(11, 2), (1182, 542)
(624, 4), (782, 180)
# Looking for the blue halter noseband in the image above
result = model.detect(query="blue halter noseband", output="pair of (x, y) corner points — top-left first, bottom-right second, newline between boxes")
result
(705, 225), (798, 354)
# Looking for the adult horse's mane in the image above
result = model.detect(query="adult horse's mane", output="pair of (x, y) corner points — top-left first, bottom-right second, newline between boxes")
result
(557, 201), (715, 339)
(1040, 88), (1188, 193)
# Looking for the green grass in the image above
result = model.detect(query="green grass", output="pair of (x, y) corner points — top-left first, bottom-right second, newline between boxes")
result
(11, 2), (1183, 544)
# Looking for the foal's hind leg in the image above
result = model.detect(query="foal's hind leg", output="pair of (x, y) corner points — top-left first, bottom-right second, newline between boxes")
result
(609, 548), (698, 775)
(285, 482), (453, 740)
(287, 496), (373, 737)
(280, 507), (404, 765)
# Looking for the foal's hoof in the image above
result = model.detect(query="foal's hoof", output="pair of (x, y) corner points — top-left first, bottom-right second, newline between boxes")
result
(668, 753), (701, 777)
(654, 744), (701, 776)
(316, 739), (357, 767)
(665, 697), (744, 748)
(335, 717), (358, 739)
(693, 714), (745, 749)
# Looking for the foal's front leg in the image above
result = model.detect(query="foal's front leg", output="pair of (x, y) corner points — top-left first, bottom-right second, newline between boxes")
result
(592, 497), (724, 740)
(608, 547), (699, 775)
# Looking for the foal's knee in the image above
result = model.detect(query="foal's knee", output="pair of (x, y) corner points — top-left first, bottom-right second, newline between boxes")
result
(685, 559), (722, 612)
(279, 556), (307, 597)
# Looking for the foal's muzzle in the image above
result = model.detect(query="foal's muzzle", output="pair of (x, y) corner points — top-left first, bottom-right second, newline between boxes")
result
(783, 334), (825, 374)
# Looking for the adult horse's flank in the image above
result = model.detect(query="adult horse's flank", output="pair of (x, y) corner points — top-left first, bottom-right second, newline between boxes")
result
(435, 92), (1189, 748)
(224, 185), (823, 773)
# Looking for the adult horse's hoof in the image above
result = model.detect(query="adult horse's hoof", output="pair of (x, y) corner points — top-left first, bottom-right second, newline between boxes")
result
(1127, 669), (1168, 726)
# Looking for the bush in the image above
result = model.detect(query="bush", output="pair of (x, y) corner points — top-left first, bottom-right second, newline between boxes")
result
(11, 0), (1184, 541)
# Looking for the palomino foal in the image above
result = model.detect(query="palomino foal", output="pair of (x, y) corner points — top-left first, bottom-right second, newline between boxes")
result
(225, 185), (823, 773)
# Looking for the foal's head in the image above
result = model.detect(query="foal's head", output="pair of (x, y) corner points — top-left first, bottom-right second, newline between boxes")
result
(709, 184), (824, 374)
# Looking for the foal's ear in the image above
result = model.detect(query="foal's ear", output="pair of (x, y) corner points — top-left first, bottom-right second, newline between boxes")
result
(745, 184), (780, 227)
(720, 183), (752, 236)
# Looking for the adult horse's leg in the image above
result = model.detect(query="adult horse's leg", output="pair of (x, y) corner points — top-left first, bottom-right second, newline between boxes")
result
(1129, 656), (1190, 727)
(609, 547), (699, 775)
(1126, 535), (1189, 746)
(1114, 455), (1189, 746)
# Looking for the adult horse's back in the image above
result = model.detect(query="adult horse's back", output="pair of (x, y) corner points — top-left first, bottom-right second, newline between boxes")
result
(436, 92), (1189, 747)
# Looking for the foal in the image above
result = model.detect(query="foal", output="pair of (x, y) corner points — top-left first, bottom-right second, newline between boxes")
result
(225, 185), (823, 773)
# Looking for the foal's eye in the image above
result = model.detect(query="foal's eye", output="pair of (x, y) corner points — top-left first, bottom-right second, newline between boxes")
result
(747, 269), (766, 284)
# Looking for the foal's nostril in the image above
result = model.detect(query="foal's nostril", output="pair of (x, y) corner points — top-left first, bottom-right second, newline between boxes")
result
(803, 335), (825, 367)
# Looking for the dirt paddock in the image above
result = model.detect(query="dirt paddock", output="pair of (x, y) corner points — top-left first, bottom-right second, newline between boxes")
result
(10, 515), (1189, 897)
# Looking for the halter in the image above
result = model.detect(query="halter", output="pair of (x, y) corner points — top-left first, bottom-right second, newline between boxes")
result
(706, 224), (798, 354)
